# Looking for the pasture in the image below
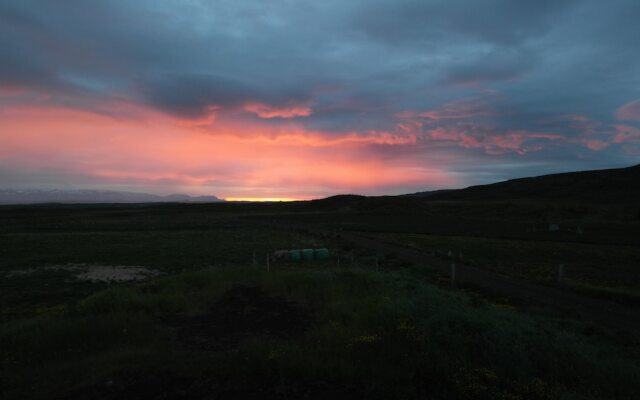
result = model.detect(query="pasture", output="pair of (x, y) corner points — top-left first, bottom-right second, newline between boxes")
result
(1, 203), (639, 399)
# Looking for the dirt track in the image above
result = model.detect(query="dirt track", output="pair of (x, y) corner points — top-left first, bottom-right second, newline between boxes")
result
(333, 230), (640, 335)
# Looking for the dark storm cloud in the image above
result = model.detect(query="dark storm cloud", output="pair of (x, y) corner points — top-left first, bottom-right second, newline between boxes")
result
(0, 3), (62, 91)
(444, 48), (535, 86)
(352, 0), (577, 46)
(1, 0), (639, 183)
(136, 73), (256, 118)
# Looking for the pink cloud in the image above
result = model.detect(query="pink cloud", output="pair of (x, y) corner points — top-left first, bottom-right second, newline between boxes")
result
(584, 140), (609, 151)
(396, 95), (500, 123)
(175, 106), (219, 128)
(243, 102), (312, 119)
(419, 124), (564, 155)
(488, 131), (564, 154)
(615, 99), (640, 122)
(0, 84), (27, 96)
(419, 106), (489, 121)
(0, 103), (456, 199)
(260, 131), (418, 146)
(612, 124), (640, 143)
(424, 100), (494, 121)
(533, 113), (618, 151)
(540, 114), (604, 137)
(391, 95), (572, 155)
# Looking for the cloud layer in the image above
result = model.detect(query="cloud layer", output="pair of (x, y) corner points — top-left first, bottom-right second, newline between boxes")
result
(1, 0), (639, 198)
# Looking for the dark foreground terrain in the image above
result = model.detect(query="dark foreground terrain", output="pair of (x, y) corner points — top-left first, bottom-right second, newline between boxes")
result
(2, 166), (640, 399)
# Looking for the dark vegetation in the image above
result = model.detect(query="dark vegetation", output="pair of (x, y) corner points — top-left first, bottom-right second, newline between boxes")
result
(1, 164), (640, 399)
(411, 163), (640, 203)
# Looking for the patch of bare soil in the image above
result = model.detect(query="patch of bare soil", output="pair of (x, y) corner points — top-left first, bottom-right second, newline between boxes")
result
(74, 265), (161, 282)
(167, 285), (311, 351)
(3, 264), (161, 282)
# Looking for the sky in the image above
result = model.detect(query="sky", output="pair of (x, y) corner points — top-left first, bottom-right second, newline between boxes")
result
(1, 0), (639, 200)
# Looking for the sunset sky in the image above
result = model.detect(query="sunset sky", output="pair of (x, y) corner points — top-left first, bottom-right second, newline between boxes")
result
(1, 1), (639, 200)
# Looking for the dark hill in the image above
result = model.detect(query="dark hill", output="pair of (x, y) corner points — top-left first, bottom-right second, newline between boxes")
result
(418, 164), (640, 204)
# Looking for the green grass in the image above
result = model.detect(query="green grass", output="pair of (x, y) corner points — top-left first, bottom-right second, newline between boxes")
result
(1, 205), (639, 399)
(0, 227), (309, 271)
(2, 265), (639, 399)
(373, 232), (640, 297)
(564, 281), (640, 306)
(0, 226), (325, 320)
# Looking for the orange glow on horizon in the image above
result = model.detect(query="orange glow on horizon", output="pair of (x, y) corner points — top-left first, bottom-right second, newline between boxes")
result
(225, 197), (304, 202)
(0, 102), (459, 198)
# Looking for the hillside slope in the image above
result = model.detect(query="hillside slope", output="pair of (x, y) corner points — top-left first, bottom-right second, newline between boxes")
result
(416, 164), (640, 203)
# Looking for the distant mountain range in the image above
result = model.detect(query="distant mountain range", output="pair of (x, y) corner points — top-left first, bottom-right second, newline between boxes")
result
(408, 164), (640, 203)
(0, 189), (223, 205)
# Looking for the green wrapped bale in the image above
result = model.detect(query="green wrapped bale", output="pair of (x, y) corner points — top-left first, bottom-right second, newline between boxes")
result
(289, 249), (301, 261)
(301, 248), (315, 260)
(314, 248), (330, 260)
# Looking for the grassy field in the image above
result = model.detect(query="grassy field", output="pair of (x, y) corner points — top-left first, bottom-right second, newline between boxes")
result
(1, 204), (639, 399)
(369, 232), (640, 304)
(0, 224), (321, 321)
(3, 265), (640, 400)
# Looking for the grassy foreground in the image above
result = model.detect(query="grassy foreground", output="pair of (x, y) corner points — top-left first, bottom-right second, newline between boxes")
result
(2, 264), (639, 400)
(370, 232), (640, 304)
